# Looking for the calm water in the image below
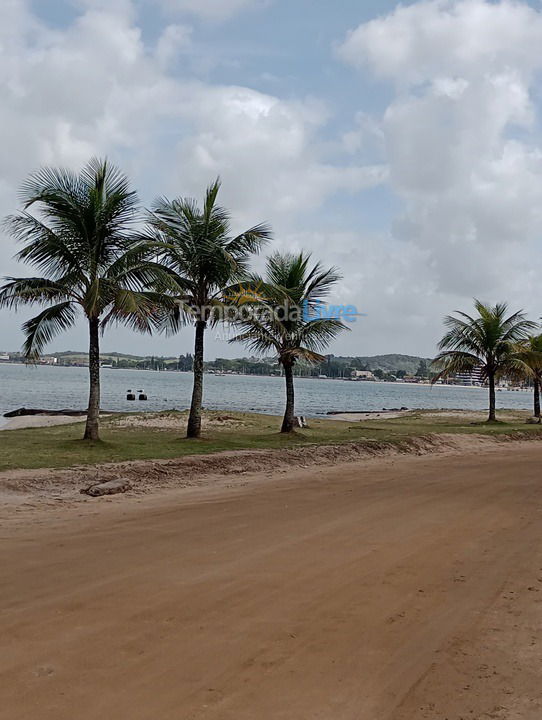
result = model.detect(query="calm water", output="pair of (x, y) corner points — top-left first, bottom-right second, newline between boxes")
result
(0, 363), (533, 426)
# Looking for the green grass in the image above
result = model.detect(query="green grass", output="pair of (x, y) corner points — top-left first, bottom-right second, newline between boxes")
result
(1, 408), (541, 472)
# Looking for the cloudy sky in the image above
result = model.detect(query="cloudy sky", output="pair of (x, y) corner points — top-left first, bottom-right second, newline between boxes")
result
(1, 0), (542, 359)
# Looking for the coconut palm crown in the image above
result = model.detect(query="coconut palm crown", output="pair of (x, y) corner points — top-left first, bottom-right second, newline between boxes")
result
(147, 178), (272, 438)
(0, 158), (167, 440)
(229, 251), (348, 432)
(432, 299), (537, 422)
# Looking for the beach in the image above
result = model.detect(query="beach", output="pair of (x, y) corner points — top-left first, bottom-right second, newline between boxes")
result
(2, 439), (542, 719)
(0, 415), (86, 431)
(0, 410), (410, 431)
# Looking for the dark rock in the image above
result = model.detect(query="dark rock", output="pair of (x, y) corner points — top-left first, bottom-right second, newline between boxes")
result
(4, 407), (87, 418)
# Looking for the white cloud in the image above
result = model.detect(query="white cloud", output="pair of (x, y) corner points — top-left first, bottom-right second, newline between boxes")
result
(0, 1), (382, 222)
(276, 229), (447, 356)
(339, 0), (542, 310)
(0, 0), (384, 355)
(155, 23), (192, 67)
(339, 0), (542, 84)
(166, 86), (386, 225)
(8, 0), (542, 361)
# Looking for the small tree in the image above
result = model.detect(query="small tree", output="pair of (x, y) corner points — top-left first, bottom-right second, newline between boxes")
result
(0, 158), (165, 440)
(432, 300), (536, 422)
(229, 252), (347, 432)
(147, 179), (271, 438)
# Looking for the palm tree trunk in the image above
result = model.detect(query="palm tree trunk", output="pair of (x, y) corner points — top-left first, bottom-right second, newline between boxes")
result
(84, 316), (100, 441)
(488, 372), (496, 422)
(281, 361), (295, 433)
(187, 320), (206, 438)
(534, 378), (540, 418)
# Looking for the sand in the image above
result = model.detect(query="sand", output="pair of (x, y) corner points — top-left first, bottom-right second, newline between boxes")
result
(0, 415), (85, 431)
(2, 440), (542, 718)
(0, 410), (401, 430)
(327, 410), (409, 421)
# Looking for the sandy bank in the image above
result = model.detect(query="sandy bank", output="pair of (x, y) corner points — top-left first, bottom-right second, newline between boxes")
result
(1, 410), (407, 430)
(327, 410), (409, 421)
(1, 414), (86, 431)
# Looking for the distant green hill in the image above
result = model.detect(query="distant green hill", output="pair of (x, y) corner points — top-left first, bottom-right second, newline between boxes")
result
(53, 350), (172, 362)
(330, 354), (433, 375)
(6, 350), (434, 377)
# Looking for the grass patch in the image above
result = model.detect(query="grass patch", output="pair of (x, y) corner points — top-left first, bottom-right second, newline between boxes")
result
(1, 408), (541, 472)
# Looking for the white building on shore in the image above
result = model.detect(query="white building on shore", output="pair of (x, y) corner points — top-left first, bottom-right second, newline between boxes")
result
(351, 370), (376, 381)
(454, 367), (483, 386)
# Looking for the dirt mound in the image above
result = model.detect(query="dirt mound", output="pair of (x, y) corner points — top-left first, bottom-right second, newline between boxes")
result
(2, 432), (536, 502)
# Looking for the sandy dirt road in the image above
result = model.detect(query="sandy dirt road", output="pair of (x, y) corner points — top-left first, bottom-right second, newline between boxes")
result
(2, 443), (542, 719)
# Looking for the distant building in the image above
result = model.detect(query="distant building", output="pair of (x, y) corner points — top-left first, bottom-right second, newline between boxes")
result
(0, 353), (10, 362)
(454, 367), (483, 386)
(351, 370), (375, 381)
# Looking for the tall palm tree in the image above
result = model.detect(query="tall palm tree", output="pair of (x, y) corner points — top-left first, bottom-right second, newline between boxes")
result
(432, 300), (536, 422)
(0, 158), (166, 441)
(229, 251), (348, 432)
(513, 334), (542, 418)
(147, 179), (271, 439)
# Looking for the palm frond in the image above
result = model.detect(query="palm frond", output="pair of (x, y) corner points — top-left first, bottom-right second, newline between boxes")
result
(0, 157), (167, 350)
(228, 323), (281, 355)
(101, 289), (167, 334)
(297, 318), (349, 353)
(431, 350), (482, 382)
(0, 276), (73, 309)
(146, 180), (269, 332)
(22, 301), (77, 359)
(229, 251), (346, 365)
(6, 212), (83, 277)
(227, 223), (272, 257)
(433, 300), (536, 386)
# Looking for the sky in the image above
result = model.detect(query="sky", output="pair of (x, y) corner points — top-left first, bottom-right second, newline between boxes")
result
(1, 0), (542, 359)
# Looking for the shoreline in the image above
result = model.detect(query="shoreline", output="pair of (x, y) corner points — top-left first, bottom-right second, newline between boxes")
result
(0, 404), (534, 431)
(1, 415), (87, 431)
(0, 409), (411, 430)
(0, 361), (532, 387)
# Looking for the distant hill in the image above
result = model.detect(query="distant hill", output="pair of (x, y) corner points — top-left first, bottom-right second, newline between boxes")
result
(4, 350), (434, 377)
(52, 350), (173, 362)
(330, 354), (434, 375)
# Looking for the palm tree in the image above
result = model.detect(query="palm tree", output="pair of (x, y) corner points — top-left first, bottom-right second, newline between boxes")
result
(432, 300), (537, 422)
(513, 335), (542, 418)
(0, 158), (166, 441)
(147, 179), (271, 438)
(229, 251), (348, 432)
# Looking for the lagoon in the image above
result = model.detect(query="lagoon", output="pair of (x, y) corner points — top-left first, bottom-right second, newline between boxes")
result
(0, 362), (534, 426)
